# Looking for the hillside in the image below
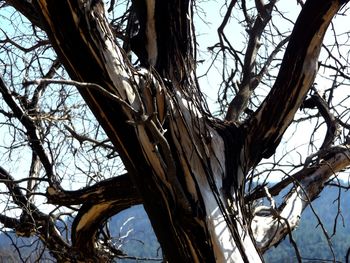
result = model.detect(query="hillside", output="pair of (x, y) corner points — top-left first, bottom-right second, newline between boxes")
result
(0, 186), (349, 262)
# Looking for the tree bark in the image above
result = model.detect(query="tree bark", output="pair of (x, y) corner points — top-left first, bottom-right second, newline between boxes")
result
(3, 0), (349, 262)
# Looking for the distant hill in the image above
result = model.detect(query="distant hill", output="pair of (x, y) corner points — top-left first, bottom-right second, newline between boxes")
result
(0, 186), (349, 262)
(264, 185), (350, 262)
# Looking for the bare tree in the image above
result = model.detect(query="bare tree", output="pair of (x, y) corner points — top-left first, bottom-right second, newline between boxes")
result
(0, 0), (349, 262)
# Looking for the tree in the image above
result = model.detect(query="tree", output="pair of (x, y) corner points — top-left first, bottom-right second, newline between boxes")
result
(0, 0), (349, 262)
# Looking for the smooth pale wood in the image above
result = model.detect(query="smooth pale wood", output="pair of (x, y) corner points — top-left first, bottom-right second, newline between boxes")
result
(2, 0), (347, 261)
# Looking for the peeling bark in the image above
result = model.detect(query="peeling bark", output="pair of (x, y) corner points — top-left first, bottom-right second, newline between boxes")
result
(3, 0), (349, 262)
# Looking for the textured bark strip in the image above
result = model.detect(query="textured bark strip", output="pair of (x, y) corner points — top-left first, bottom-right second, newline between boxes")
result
(168, 94), (263, 262)
(31, 1), (230, 261)
(32, 1), (191, 260)
(33, 0), (139, 168)
(6, 0), (348, 262)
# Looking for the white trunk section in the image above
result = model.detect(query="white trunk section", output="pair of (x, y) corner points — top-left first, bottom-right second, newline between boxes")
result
(169, 92), (262, 262)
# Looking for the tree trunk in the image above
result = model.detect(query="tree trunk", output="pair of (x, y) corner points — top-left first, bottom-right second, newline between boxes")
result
(4, 0), (348, 262)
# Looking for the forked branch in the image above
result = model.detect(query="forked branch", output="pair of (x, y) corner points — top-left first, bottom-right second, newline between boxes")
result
(244, 0), (349, 168)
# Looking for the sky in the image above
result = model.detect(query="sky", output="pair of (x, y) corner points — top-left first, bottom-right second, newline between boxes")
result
(0, 0), (349, 217)
(194, 0), (350, 182)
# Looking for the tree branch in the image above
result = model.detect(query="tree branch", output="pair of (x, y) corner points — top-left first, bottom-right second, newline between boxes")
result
(0, 214), (20, 229)
(301, 90), (339, 149)
(70, 174), (142, 258)
(245, 167), (315, 202)
(225, 0), (277, 121)
(244, 0), (349, 168)
(0, 74), (57, 185)
(0, 167), (71, 260)
(4, 0), (43, 28)
(64, 124), (115, 151)
(28, 2), (201, 260)
(46, 173), (141, 206)
(251, 144), (350, 252)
